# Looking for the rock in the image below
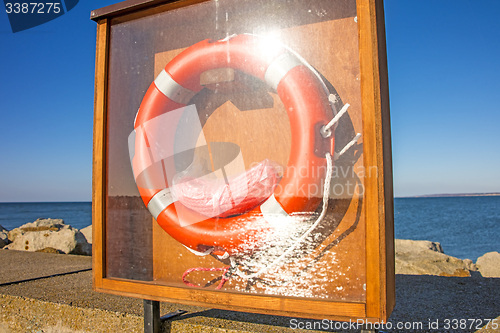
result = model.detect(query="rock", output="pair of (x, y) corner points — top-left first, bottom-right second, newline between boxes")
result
(77, 225), (92, 255)
(476, 251), (500, 278)
(396, 239), (444, 253)
(80, 225), (92, 244)
(5, 218), (91, 256)
(395, 239), (473, 277)
(8, 218), (65, 242)
(463, 259), (477, 271)
(0, 225), (9, 248)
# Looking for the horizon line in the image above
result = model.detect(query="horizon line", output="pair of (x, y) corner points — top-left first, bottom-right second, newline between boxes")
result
(2, 191), (500, 203)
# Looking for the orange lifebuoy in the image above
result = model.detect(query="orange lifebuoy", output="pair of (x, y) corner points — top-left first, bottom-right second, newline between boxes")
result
(130, 34), (334, 256)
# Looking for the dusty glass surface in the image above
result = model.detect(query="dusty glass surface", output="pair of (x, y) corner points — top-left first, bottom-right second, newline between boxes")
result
(106, 0), (366, 302)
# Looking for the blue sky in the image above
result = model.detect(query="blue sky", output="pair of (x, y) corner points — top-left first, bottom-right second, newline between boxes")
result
(1, 0), (499, 202)
(385, 1), (500, 196)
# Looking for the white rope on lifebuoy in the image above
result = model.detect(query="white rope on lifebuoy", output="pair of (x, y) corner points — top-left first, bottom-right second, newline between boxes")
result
(229, 106), (361, 280)
(321, 101), (350, 138)
(335, 133), (362, 161)
(230, 150), (334, 280)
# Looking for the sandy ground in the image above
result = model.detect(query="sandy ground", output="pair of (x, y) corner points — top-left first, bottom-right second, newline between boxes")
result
(0, 250), (498, 332)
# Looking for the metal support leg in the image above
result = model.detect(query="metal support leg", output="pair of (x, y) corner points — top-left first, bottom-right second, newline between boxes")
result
(144, 299), (160, 333)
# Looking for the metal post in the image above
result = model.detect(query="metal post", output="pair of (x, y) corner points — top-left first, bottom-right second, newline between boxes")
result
(143, 299), (160, 333)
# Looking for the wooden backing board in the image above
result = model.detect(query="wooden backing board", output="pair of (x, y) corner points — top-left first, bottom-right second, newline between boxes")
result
(151, 16), (366, 301)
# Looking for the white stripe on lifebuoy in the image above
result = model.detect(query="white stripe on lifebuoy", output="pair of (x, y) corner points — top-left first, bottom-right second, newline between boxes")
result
(260, 193), (289, 220)
(154, 69), (197, 104)
(264, 52), (303, 91)
(148, 188), (175, 219)
(128, 129), (136, 160)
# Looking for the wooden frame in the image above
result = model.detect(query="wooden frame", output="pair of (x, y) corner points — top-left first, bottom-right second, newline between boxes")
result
(92, 0), (394, 322)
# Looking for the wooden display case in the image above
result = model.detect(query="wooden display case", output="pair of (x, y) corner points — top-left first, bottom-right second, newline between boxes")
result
(92, 0), (394, 322)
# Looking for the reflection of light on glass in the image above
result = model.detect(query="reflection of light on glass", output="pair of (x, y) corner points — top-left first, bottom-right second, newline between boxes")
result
(258, 29), (281, 40)
(129, 104), (252, 226)
(251, 31), (284, 61)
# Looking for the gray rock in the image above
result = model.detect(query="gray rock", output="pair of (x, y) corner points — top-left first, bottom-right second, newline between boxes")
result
(77, 225), (92, 256)
(476, 251), (500, 278)
(0, 225), (9, 248)
(5, 218), (91, 256)
(73, 230), (92, 256)
(395, 239), (472, 277)
(80, 225), (92, 244)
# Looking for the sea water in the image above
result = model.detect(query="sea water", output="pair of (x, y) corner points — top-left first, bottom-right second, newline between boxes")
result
(0, 202), (91, 231)
(394, 196), (499, 261)
(0, 197), (498, 261)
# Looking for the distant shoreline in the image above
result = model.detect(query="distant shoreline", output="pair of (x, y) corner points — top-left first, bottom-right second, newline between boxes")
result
(397, 192), (500, 199)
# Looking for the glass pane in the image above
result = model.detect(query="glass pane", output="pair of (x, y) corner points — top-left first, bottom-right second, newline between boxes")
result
(106, 0), (365, 302)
